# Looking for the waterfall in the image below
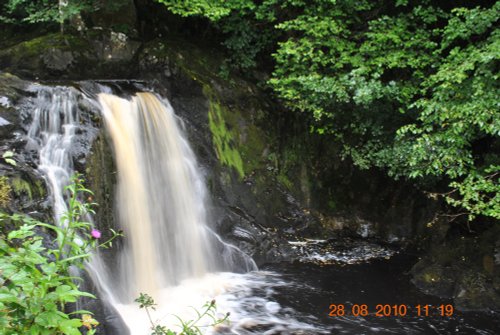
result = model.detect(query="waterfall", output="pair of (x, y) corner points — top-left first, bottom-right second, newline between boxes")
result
(26, 86), (81, 225)
(98, 92), (221, 301)
(28, 86), (317, 335)
(95, 91), (259, 333)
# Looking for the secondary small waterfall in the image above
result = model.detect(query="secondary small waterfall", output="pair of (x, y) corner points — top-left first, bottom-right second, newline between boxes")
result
(26, 87), (81, 225)
(98, 92), (219, 301)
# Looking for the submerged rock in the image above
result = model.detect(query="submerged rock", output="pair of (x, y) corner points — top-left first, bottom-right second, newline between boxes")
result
(411, 224), (500, 311)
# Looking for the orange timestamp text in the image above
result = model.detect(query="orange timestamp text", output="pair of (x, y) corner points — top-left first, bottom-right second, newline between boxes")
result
(328, 304), (454, 317)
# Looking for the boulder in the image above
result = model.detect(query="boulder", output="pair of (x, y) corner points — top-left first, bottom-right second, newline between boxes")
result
(0, 31), (140, 80)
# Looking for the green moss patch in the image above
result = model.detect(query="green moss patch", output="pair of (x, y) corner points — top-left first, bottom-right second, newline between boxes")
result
(0, 33), (92, 71)
(0, 176), (12, 207)
(207, 94), (245, 178)
(204, 86), (267, 180)
(10, 176), (45, 201)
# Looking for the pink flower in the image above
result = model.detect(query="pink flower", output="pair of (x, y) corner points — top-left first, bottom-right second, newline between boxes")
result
(91, 229), (101, 239)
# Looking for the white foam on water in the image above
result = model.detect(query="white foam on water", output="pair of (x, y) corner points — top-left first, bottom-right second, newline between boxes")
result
(289, 239), (397, 265)
(113, 271), (326, 335)
(0, 96), (11, 107)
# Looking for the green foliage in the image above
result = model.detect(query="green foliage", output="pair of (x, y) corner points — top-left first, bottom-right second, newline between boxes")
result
(0, 174), (121, 334)
(2, 151), (16, 167)
(0, 0), (94, 25)
(155, 0), (234, 20)
(447, 166), (500, 221)
(135, 293), (230, 335)
(155, 0), (275, 71)
(158, 0), (500, 222)
(0, 0), (131, 31)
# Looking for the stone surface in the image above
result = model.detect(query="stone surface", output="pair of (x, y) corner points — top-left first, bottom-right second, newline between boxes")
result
(89, 29), (141, 63)
(0, 31), (140, 80)
(0, 74), (50, 220)
(411, 224), (500, 311)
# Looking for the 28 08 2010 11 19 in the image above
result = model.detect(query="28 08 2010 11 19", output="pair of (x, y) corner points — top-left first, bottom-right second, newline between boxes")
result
(328, 304), (454, 317)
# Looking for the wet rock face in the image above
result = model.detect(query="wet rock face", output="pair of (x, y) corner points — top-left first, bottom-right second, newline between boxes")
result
(89, 30), (141, 63)
(0, 29), (439, 247)
(0, 73), (26, 135)
(155, 72), (306, 265)
(42, 48), (75, 72)
(0, 73), (49, 217)
(85, 130), (117, 243)
(0, 30), (140, 80)
(411, 224), (500, 311)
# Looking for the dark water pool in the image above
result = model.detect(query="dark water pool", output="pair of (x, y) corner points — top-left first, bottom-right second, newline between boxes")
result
(259, 253), (499, 334)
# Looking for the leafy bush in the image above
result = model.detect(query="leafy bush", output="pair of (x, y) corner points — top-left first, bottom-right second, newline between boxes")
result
(0, 0), (131, 32)
(0, 174), (119, 334)
(156, 0), (500, 222)
(0, 0), (94, 26)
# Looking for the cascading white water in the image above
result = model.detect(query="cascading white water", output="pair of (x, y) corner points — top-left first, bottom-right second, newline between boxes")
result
(26, 86), (80, 225)
(95, 92), (269, 334)
(98, 92), (220, 301)
(26, 86), (321, 335)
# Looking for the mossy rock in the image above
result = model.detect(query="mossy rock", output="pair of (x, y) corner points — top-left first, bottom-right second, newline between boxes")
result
(0, 176), (12, 208)
(411, 261), (456, 298)
(206, 89), (268, 179)
(9, 173), (46, 210)
(85, 131), (117, 238)
(0, 72), (26, 101)
(139, 38), (224, 85)
(411, 224), (500, 311)
(454, 270), (500, 311)
(0, 168), (47, 214)
(10, 175), (44, 200)
(0, 33), (94, 78)
(0, 31), (140, 79)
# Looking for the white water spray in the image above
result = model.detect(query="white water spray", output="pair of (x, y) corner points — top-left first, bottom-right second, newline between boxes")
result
(26, 86), (80, 224)
(26, 86), (322, 335)
(99, 92), (226, 301)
